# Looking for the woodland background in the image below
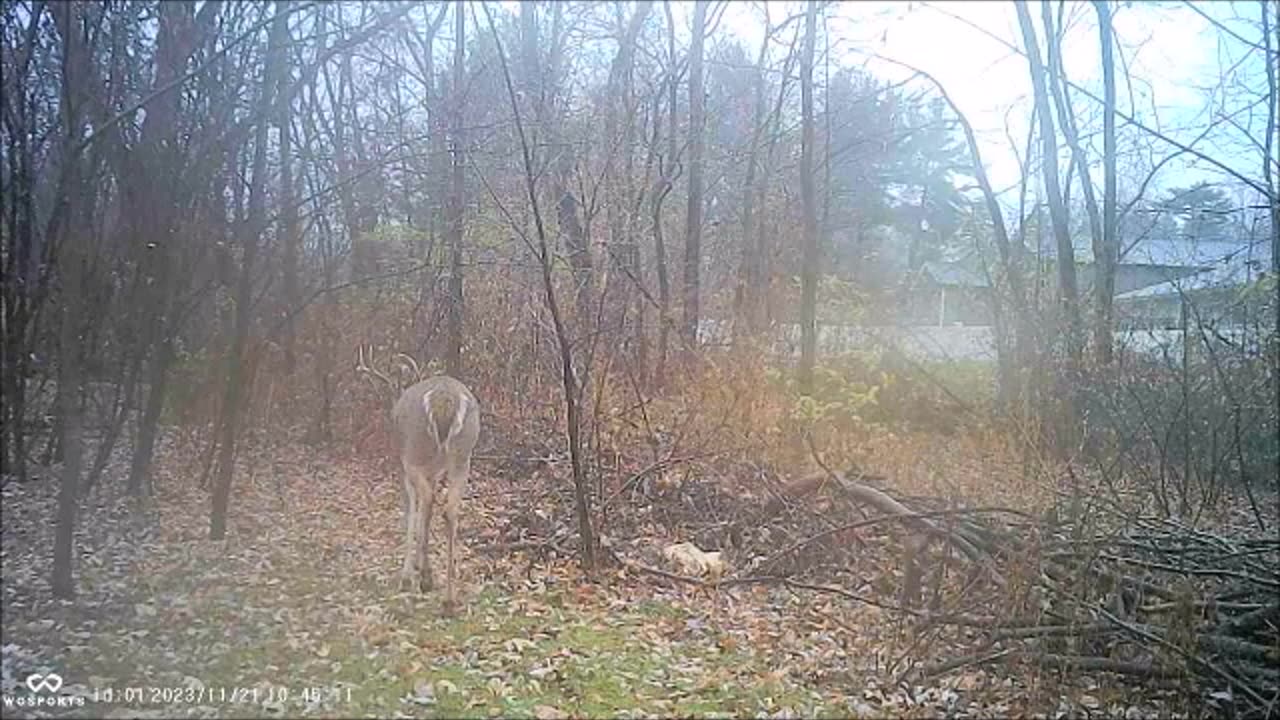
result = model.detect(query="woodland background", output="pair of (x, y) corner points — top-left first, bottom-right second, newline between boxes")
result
(1, 1), (1278, 718)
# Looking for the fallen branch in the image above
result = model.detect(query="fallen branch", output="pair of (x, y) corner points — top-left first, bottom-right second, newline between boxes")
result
(917, 645), (1183, 684)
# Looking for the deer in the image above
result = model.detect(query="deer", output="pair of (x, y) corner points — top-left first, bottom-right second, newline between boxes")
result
(356, 346), (480, 615)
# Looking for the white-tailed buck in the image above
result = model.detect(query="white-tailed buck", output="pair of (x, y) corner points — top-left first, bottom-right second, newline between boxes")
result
(357, 347), (480, 614)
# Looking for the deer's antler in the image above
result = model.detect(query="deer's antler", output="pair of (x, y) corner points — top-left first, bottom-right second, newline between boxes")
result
(394, 352), (424, 382)
(356, 344), (399, 396)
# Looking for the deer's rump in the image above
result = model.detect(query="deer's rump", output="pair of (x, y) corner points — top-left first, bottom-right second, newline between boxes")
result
(427, 390), (458, 442)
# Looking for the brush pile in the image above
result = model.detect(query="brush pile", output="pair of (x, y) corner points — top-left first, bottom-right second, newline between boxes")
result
(921, 514), (1280, 720)
(618, 467), (1280, 718)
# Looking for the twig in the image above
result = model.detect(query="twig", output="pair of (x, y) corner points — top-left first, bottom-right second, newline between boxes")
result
(750, 502), (1021, 581)
(913, 645), (1014, 682)
(599, 447), (750, 511)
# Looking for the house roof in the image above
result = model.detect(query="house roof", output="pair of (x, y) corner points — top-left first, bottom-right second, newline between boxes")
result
(921, 236), (1264, 298)
(920, 260), (990, 288)
(920, 255), (1215, 298)
(1102, 263), (1207, 296)
(1116, 238), (1267, 298)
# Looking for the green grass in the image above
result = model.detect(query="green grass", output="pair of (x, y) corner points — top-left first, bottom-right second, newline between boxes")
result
(62, 580), (839, 719)
(22, 449), (854, 720)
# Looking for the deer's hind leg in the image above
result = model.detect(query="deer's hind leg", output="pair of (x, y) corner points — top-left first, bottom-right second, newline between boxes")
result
(398, 462), (421, 592)
(417, 467), (441, 592)
(441, 454), (471, 615)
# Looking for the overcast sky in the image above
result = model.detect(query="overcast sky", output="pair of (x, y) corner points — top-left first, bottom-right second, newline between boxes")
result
(713, 1), (1272, 210)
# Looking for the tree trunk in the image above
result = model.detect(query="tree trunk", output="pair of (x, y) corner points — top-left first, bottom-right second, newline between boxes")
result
(211, 2), (283, 539)
(798, 0), (819, 394)
(277, 1), (299, 371)
(340, 46), (373, 279)
(520, 2), (540, 110)
(604, 2), (652, 378)
(481, 1), (597, 571)
(80, 0), (197, 502)
(754, 28), (801, 336)
(734, 12), (773, 343)
(1, 2), (42, 484)
(428, 26), (445, 270)
(1015, 0), (1083, 448)
(323, 18), (362, 285)
(128, 335), (172, 498)
(397, 5), (448, 352)
(544, 3), (592, 329)
(1263, 1), (1279, 492)
(444, 1), (466, 378)
(50, 0), (91, 599)
(682, 0), (708, 352)
(52, 231), (85, 598)
(1041, 1), (1106, 370)
(1094, 0), (1118, 367)
(301, 86), (338, 443)
(653, 0), (680, 384)
(83, 350), (142, 495)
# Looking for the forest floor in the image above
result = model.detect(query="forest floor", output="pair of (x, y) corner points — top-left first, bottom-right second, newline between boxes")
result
(0, 431), (1233, 720)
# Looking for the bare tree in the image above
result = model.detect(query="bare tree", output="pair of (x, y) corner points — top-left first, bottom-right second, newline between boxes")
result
(877, 56), (1034, 412)
(327, 14), (363, 282)
(0, 0), (46, 485)
(278, 1), (299, 371)
(1015, 0), (1083, 446)
(681, 0), (707, 353)
(49, 0), (94, 597)
(1094, 0), (1118, 367)
(1261, 0), (1279, 494)
(1038, 1), (1116, 371)
(651, 0), (682, 383)
(1039, 3), (1103, 368)
(444, 1), (466, 377)
(479, 0), (596, 571)
(127, 0), (214, 500)
(546, 4), (592, 327)
(211, 2), (285, 540)
(798, 0), (819, 394)
(754, 25), (802, 335)
(734, 5), (777, 342)
(604, 1), (653, 378)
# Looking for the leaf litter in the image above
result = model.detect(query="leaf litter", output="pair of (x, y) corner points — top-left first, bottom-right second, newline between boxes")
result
(0, 432), (1190, 719)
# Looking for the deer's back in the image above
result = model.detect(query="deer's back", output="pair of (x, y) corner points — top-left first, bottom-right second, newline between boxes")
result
(392, 375), (480, 467)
